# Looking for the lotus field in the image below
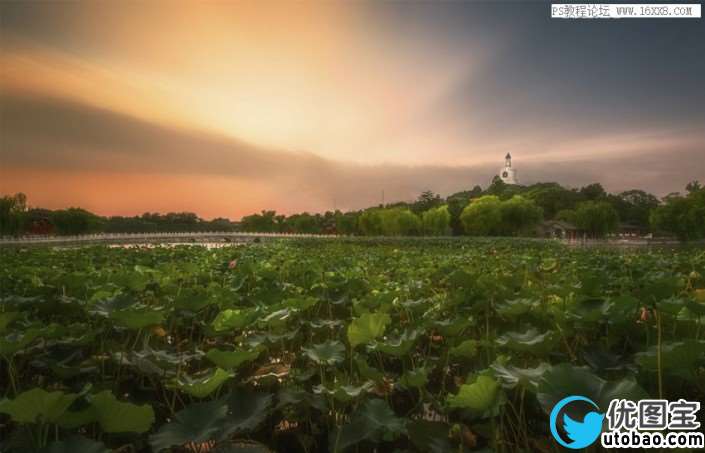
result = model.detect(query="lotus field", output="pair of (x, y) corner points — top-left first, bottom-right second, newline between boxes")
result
(1, 239), (704, 452)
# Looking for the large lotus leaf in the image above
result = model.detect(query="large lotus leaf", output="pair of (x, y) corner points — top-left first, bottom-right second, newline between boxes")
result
(449, 339), (478, 360)
(0, 388), (77, 423)
(172, 368), (233, 398)
(433, 318), (473, 337)
(355, 357), (384, 382)
(0, 327), (41, 355)
(640, 272), (681, 303)
(599, 376), (649, 405)
(39, 435), (110, 453)
(0, 311), (20, 333)
(114, 271), (150, 292)
(577, 271), (604, 297)
(347, 312), (391, 348)
(602, 294), (640, 324)
(90, 294), (135, 317)
(582, 349), (634, 373)
(367, 329), (419, 357)
(281, 296), (318, 311)
(495, 298), (537, 317)
(536, 363), (648, 420)
(567, 297), (606, 323)
(222, 388), (274, 436)
(536, 363), (605, 418)
(113, 352), (170, 377)
(406, 420), (454, 453)
(495, 328), (557, 355)
(211, 308), (259, 332)
(303, 340), (345, 365)
(110, 308), (164, 329)
(276, 387), (327, 413)
(206, 347), (262, 370)
(89, 391), (155, 433)
(656, 296), (688, 316)
(245, 328), (300, 348)
(57, 406), (98, 429)
(447, 375), (500, 412)
(149, 399), (230, 452)
(332, 399), (406, 451)
(398, 367), (429, 389)
(491, 362), (551, 392)
(261, 308), (293, 326)
(635, 340), (705, 375)
(173, 288), (214, 312)
(314, 381), (375, 403)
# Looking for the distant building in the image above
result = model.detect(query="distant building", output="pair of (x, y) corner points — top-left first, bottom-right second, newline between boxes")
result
(499, 153), (518, 184)
(540, 220), (578, 240)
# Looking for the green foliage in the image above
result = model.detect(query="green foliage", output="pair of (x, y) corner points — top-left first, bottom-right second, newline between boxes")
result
(572, 200), (620, 238)
(347, 312), (391, 348)
(411, 190), (443, 214)
(460, 195), (503, 235)
(0, 193), (27, 236)
(447, 375), (500, 412)
(51, 208), (104, 235)
(650, 181), (705, 240)
(171, 368), (233, 398)
(358, 209), (384, 236)
(422, 205), (451, 236)
(1, 239), (703, 451)
(380, 208), (421, 236)
(460, 195), (542, 236)
(303, 340), (345, 365)
(89, 391), (155, 433)
(0, 389), (77, 424)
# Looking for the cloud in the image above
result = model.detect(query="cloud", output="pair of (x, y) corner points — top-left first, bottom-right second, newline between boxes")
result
(2, 90), (703, 219)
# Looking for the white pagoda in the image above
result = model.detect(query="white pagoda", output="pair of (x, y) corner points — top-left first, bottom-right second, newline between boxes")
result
(499, 153), (518, 184)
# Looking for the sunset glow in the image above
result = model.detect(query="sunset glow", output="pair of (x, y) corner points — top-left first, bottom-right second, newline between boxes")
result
(1, 1), (704, 218)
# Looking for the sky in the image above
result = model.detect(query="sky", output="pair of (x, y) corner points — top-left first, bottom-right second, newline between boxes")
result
(1, 1), (703, 219)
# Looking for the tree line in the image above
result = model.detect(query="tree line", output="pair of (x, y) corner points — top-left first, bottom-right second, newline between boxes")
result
(1, 179), (703, 240)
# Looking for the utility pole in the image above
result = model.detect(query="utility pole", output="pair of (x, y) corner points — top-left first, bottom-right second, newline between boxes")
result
(381, 190), (385, 207)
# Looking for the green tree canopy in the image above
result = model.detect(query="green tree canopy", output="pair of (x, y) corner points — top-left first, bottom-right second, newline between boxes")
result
(422, 205), (451, 236)
(498, 195), (543, 236)
(572, 201), (619, 238)
(650, 181), (705, 241)
(460, 195), (503, 236)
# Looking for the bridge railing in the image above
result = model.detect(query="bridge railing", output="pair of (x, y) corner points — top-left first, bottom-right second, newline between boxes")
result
(0, 231), (340, 245)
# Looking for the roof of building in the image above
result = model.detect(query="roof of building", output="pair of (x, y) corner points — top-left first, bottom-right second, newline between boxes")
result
(542, 220), (578, 230)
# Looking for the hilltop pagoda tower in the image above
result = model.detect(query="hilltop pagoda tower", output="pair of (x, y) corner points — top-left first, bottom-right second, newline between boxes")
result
(499, 153), (518, 184)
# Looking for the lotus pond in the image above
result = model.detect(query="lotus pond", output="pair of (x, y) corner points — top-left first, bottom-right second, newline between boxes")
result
(1, 239), (704, 452)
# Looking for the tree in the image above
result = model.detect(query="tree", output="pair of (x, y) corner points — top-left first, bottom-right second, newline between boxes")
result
(422, 205), (451, 236)
(446, 196), (470, 236)
(411, 190), (442, 214)
(579, 183), (607, 201)
(379, 208), (421, 236)
(650, 181), (705, 241)
(460, 195), (503, 236)
(572, 201), (619, 238)
(0, 193), (27, 236)
(498, 195), (543, 236)
(240, 210), (278, 232)
(608, 190), (659, 228)
(51, 208), (104, 235)
(524, 183), (583, 219)
(335, 212), (359, 235)
(358, 209), (384, 236)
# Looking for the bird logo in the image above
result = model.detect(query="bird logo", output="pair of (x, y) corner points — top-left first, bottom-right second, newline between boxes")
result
(550, 395), (605, 449)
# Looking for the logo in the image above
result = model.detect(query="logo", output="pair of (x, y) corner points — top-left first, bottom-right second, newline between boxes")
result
(550, 395), (605, 449)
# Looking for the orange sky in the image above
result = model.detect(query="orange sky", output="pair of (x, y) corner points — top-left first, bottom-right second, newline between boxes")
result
(1, 1), (704, 218)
